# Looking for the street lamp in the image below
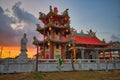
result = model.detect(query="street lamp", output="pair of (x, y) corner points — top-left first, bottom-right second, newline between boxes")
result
(33, 36), (39, 72)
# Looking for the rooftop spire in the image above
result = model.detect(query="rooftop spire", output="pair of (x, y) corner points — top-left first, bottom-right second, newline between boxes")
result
(50, 5), (52, 12)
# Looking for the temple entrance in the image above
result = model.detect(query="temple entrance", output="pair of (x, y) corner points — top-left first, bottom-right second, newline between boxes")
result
(66, 51), (72, 59)
(76, 50), (81, 59)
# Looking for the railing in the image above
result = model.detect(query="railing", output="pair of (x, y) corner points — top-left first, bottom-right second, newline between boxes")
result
(0, 58), (120, 64)
(38, 59), (120, 63)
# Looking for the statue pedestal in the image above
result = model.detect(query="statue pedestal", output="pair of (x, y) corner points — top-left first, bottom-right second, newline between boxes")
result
(16, 51), (28, 62)
(17, 52), (28, 59)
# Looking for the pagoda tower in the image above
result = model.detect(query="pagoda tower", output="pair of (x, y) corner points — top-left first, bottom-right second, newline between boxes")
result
(33, 6), (71, 59)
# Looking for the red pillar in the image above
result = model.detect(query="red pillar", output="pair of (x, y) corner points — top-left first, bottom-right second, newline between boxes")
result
(61, 44), (66, 59)
(118, 50), (120, 59)
(50, 30), (54, 59)
(50, 43), (54, 59)
(43, 25), (46, 59)
(42, 46), (45, 59)
(35, 45), (39, 72)
(98, 50), (101, 59)
(51, 30), (54, 39)
(102, 48), (105, 60)
(109, 50), (112, 60)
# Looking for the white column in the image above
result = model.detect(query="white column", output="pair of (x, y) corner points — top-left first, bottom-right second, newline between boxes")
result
(81, 48), (84, 59)
(96, 50), (99, 59)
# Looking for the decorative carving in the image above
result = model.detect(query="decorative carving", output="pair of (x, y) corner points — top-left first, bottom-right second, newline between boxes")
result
(70, 27), (77, 34)
(39, 12), (46, 19)
(50, 5), (52, 12)
(63, 9), (69, 16)
(80, 30), (84, 34)
(102, 38), (106, 43)
(87, 29), (96, 36)
(54, 7), (58, 14)
(36, 24), (41, 30)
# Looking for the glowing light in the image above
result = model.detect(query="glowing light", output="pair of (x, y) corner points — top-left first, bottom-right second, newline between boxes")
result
(50, 16), (53, 19)
(47, 42), (50, 46)
(66, 29), (68, 32)
(68, 44), (71, 47)
(49, 27), (52, 31)
(64, 17), (67, 21)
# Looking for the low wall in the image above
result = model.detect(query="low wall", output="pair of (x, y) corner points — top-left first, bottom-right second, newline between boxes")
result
(38, 59), (120, 72)
(0, 59), (120, 73)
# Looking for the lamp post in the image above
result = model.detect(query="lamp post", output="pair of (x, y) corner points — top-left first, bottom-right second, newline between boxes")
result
(43, 25), (46, 59)
(35, 44), (39, 72)
(33, 36), (39, 72)
(35, 41), (39, 72)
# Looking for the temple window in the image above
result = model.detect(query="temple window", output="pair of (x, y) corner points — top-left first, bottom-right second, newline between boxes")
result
(49, 31), (51, 35)
(46, 45), (49, 49)
(56, 22), (58, 25)
(56, 31), (58, 35)
(40, 47), (43, 50)
(56, 44), (59, 49)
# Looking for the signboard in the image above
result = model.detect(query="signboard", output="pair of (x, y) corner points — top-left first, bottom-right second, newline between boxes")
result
(54, 46), (61, 59)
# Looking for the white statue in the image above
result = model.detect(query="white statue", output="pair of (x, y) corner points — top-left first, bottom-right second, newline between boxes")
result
(17, 33), (28, 61)
(21, 33), (28, 52)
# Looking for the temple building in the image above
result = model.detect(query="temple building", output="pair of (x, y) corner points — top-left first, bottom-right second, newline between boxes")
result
(33, 6), (120, 60)
(66, 29), (106, 59)
(99, 41), (120, 59)
(33, 6), (71, 59)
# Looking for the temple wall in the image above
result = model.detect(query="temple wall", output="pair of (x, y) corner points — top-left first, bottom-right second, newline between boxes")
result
(0, 59), (120, 73)
(0, 59), (35, 73)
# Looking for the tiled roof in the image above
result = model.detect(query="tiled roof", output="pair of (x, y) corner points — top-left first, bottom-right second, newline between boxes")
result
(72, 36), (104, 45)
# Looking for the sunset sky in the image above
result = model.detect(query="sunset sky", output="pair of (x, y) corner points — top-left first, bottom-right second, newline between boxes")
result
(0, 0), (120, 58)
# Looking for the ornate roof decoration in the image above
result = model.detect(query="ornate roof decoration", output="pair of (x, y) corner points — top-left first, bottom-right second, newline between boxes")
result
(72, 36), (105, 46)
(72, 29), (105, 46)
(107, 41), (120, 48)
(39, 6), (70, 27)
(87, 29), (96, 37)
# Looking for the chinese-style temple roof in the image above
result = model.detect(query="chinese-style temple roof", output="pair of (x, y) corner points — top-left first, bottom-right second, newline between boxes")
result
(72, 36), (104, 45)
(39, 6), (70, 26)
(33, 36), (72, 45)
(97, 41), (120, 51)
(36, 23), (70, 32)
(72, 30), (105, 46)
(105, 41), (120, 51)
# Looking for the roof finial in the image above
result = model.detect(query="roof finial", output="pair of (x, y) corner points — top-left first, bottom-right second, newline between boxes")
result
(87, 29), (96, 36)
(54, 7), (58, 14)
(50, 5), (52, 12)
(102, 38), (106, 43)
(63, 8), (69, 16)
(80, 29), (84, 34)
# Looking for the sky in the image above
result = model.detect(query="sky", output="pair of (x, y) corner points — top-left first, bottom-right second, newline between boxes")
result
(0, 0), (120, 58)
